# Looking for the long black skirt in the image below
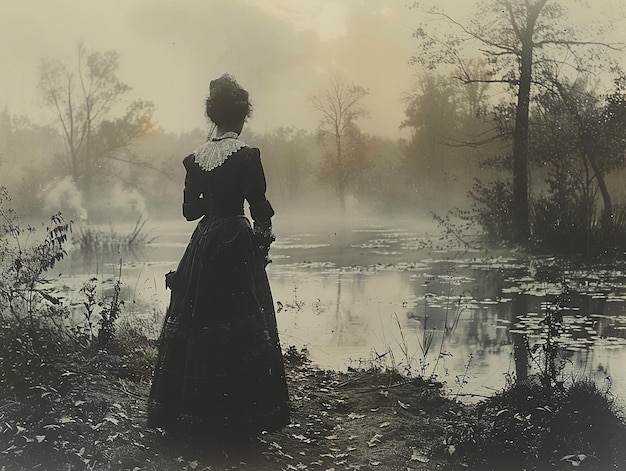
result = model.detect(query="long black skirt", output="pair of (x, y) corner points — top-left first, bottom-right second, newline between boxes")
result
(147, 216), (289, 439)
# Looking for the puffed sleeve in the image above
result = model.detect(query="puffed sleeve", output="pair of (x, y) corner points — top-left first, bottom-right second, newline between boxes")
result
(244, 148), (274, 229)
(182, 155), (205, 221)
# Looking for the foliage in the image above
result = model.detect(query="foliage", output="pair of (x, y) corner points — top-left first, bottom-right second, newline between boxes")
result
(75, 275), (125, 349)
(592, 206), (626, 257)
(0, 190), (161, 469)
(402, 73), (463, 157)
(0, 189), (71, 346)
(411, 0), (623, 242)
(401, 70), (491, 208)
(96, 276), (124, 348)
(532, 177), (588, 254)
(433, 178), (514, 248)
(75, 277), (99, 345)
(446, 377), (626, 470)
(465, 169), (626, 256)
(0, 186), (131, 355)
(529, 76), (626, 255)
(282, 345), (312, 368)
(534, 198), (626, 257)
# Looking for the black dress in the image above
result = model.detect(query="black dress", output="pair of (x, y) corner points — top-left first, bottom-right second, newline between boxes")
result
(147, 143), (290, 440)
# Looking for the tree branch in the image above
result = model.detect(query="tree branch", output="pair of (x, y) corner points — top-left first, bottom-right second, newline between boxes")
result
(534, 39), (625, 51)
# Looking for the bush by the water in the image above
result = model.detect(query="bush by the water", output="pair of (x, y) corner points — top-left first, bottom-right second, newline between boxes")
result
(447, 376), (626, 470)
(534, 199), (626, 257)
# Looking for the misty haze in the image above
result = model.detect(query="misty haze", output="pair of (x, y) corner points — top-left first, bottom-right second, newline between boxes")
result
(2, 0), (626, 469)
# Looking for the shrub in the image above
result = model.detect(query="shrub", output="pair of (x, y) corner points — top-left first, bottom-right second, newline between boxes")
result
(592, 205), (626, 257)
(0, 188), (72, 352)
(0, 186), (137, 386)
(432, 178), (515, 249)
(446, 376), (626, 470)
(0, 189), (161, 469)
(465, 178), (514, 244)
(533, 194), (587, 253)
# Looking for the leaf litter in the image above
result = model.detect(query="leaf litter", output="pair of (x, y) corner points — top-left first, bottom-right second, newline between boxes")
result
(0, 346), (462, 470)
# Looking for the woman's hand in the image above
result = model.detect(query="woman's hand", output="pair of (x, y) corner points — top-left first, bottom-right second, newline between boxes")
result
(254, 222), (275, 266)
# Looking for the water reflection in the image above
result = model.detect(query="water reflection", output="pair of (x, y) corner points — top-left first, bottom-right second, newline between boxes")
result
(55, 219), (626, 403)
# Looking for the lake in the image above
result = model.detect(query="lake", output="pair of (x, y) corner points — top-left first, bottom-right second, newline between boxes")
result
(57, 215), (626, 403)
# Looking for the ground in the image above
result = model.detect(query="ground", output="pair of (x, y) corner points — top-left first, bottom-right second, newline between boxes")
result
(101, 352), (459, 471)
(0, 345), (464, 471)
(3, 343), (624, 471)
(204, 354), (458, 471)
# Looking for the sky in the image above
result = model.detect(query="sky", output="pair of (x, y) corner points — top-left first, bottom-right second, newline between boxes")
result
(0, 0), (426, 139)
(1, 0), (624, 140)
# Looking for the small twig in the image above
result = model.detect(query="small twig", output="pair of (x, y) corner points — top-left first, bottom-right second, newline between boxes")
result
(453, 392), (492, 399)
(387, 380), (416, 389)
(0, 399), (23, 412)
(335, 372), (372, 388)
(112, 383), (145, 401)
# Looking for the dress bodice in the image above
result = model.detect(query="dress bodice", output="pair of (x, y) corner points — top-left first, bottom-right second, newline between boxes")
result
(182, 146), (274, 225)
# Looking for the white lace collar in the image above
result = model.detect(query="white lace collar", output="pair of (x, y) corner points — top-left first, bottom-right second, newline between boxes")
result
(193, 131), (246, 172)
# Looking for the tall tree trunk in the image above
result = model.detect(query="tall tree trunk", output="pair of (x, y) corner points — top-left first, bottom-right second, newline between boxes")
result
(509, 0), (548, 243)
(512, 41), (532, 243)
(336, 134), (346, 213)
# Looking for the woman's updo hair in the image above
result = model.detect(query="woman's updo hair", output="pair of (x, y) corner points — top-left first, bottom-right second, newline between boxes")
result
(205, 74), (252, 128)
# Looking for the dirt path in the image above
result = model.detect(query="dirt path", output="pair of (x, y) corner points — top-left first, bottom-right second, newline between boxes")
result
(96, 356), (460, 471)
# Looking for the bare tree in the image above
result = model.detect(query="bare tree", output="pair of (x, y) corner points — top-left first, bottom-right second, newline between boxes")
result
(38, 44), (155, 200)
(311, 76), (369, 211)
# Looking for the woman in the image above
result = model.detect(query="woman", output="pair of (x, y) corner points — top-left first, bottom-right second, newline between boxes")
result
(147, 74), (290, 443)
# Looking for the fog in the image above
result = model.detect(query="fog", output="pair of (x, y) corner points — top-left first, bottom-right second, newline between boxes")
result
(0, 0), (420, 139)
(3, 1), (626, 411)
(2, 0), (626, 226)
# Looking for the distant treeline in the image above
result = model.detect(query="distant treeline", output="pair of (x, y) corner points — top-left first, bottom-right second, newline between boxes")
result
(0, 105), (484, 224)
(2, 79), (626, 236)
(3, 30), (626, 257)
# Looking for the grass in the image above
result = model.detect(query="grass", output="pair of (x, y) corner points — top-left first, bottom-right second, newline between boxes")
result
(73, 218), (156, 252)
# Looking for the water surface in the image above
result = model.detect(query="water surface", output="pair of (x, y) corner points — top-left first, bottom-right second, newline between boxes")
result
(58, 216), (626, 403)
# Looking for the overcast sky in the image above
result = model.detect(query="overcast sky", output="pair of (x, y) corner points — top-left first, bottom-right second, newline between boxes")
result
(1, 0), (624, 139)
(0, 0), (428, 139)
